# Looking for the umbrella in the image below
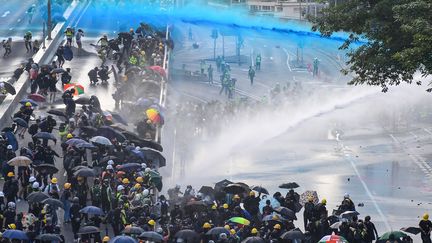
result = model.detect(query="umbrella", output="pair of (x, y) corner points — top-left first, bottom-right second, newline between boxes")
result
(97, 126), (126, 142)
(64, 83), (85, 96)
(279, 182), (299, 189)
(139, 231), (163, 242)
(135, 98), (156, 108)
(99, 156), (118, 165)
(72, 165), (89, 172)
(149, 65), (167, 78)
(109, 235), (138, 243)
(274, 207), (296, 220)
(51, 67), (65, 74)
(229, 217), (250, 226)
(78, 226), (100, 234)
(215, 179), (233, 191)
(300, 190), (319, 206)
(340, 210), (359, 220)
(33, 132), (57, 142)
(75, 96), (91, 105)
(65, 138), (87, 146)
(111, 112), (128, 125)
(7, 156), (32, 166)
(90, 136), (112, 146)
(118, 163), (141, 172)
(20, 98), (38, 106)
(224, 183), (248, 194)
(47, 109), (68, 120)
(80, 206), (104, 215)
(185, 200), (207, 211)
(146, 108), (164, 125)
(122, 226), (145, 235)
(262, 214), (283, 223)
(42, 198), (64, 209)
(378, 231), (408, 241)
(400, 227), (421, 235)
(122, 131), (163, 152)
(251, 186), (269, 194)
(175, 229), (200, 243)
(34, 163), (59, 174)
(26, 192), (49, 203)
(80, 126), (98, 137)
(13, 117), (28, 128)
(74, 168), (96, 177)
(1, 81), (16, 95)
(330, 221), (347, 229)
(199, 186), (215, 195)
(2, 230), (29, 240)
(146, 170), (163, 192)
(35, 234), (62, 241)
(241, 237), (265, 243)
(259, 197), (280, 213)
(280, 229), (304, 240)
(206, 227), (230, 238)
(319, 234), (348, 243)
(28, 93), (46, 102)
(140, 148), (166, 167)
(76, 142), (97, 149)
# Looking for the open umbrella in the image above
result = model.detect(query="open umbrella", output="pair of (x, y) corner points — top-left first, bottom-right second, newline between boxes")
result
(7, 156), (32, 166)
(199, 186), (215, 195)
(2, 230), (29, 240)
(262, 214), (283, 223)
(118, 163), (141, 172)
(28, 93), (46, 102)
(229, 217), (250, 226)
(146, 170), (163, 192)
(65, 138), (87, 146)
(99, 156), (118, 165)
(146, 108), (164, 125)
(274, 207), (296, 220)
(215, 179), (233, 191)
(1, 81), (16, 95)
(175, 229), (200, 243)
(206, 227), (230, 238)
(185, 200), (207, 212)
(122, 131), (163, 152)
(251, 186), (269, 194)
(111, 112), (128, 125)
(13, 117), (28, 128)
(90, 136), (112, 146)
(97, 126), (126, 142)
(35, 234), (62, 241)
(80, 206), (104, 215)
(122, 226), (145, 235)
(76, 142), (97, 149)
(259, 197), (281, 213)
(64, 83), (85, 96)
(109, 235), (138, 243)
(20, 98), (38, 106)
(33, 132), (57, 142)
(140, 148), (166, 167)
(279, 182), (299, 189)
(319, 234), (348, 243)
(47, 109), (68, 120)
(400, 227), (421, 235)
(139, 231), (163, 242)
(378, 231), (407, 241)
(42, 198), (64, 209)
(78, 226), (100, 234)
(74, 168), (96, 177)
(224, 183), (248, 194)
(340, 210), (359, 220)
(75, 96), (91, 105)
(280, 229), (304, 240)
(34, 164), (59, 174)
(149, 65), (167, 78)
(26, 192), (49, 203)
(241, 237), (265, 243)
(300, 190), (319, 206)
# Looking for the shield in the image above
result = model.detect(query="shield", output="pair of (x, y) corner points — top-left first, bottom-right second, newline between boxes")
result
(241, 237), (265, 243)
(42, 198), (64, 209)
(26, 191), (49, 203)
(90, 136), (112, 146)
(251, 186), (269, 194)
(274, 207), (296, 220)
(28, 93), (46, 102)
(20, 98), (38, 106)
(34, 163), (59, 174)
(13, 117), (28, 128)
(279, 182), (299, 189)
(110, 235), (138, 243)
(185, 200), (207, 212)
(80, 206), (104, 215)
(300, 190), (319, 206)
(2, 230), (29, 240)
(175, 229), (200, 243)
(122, 226), (145, 235)
(97, 126), (126, 142)
(215, 179), (233, 191)
(74, 168), (96, 177)
(280, 229), (304, 240)
(229, 217), (250, 226)
(400, 227), (421, 235)
(340, 210), (359, 220)
(206, 227), (230, 238)
(78, 226), (100, 235)
(74, 96), (91, 105)
(223, 183), (248, 194)
(33, 132), (57, 142)
(139, 231), (163, 242)
(2, 81), (16, 95)
(140, 148), (166, 167)
(7, 156), (32, 166)
(198, 186), (215, 195)
(35, 234), (62, 241)
(118, 163), (141, 172)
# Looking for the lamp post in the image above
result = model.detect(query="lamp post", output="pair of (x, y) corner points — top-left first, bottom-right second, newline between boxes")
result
(47, 0), (52, 40)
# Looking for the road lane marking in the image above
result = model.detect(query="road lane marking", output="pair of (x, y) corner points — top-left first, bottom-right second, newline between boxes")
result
(424, 128), (432, 135)
(1, 11), (10, 18)
(282, 48), (292, 72)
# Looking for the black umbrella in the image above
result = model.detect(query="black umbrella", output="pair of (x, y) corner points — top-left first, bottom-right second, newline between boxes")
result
(251, 186), (269, 194)
(241, 237), (265, 243)
(141, 148), (166, 167)
(280, 229), (304, 240)
(131, 138), (163, 152)
(74, 96), (91, 105)
(340, 210), (360, 220)
(33, 132), (57, 142)
(2, 81), (16, 95)
(175, 229), (200, 243)
(139, 231), (163, 242)
(13, 118), (28, 128)
(110, 112), (128, 125)
(206, 227), (230, 238)
(274, 207), (297, 220)
(215, 179), (233, 191)
(400, 227), (421, 235)
(47, 109), (68, 120)
(76, 142), (97, 149)
(118, 163), (141, 172)
(99, 156), (118, 165)
(97, 126), (126, 142)
(35, 234), (62, 241)
(34, 164), (59, 174)
(78, 226), (100, 235)
(74, 168), (96, 177)
(279, 182), (299, 189)
(51, 68), (65, 74)
(42, 198), (64, 209)
(199, 186), (215, 195)
(122, 226), (145, 235)
(224, 183), (248, 194)
(72, 165), (89, 172)
(26, 192), (50, 203)
(80, 126), (98, 136)
(185, 201), (207, 212)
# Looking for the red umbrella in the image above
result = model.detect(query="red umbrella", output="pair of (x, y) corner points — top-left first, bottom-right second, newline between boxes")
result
(149, 66), (166, 78)
(28, 94), (46, 102)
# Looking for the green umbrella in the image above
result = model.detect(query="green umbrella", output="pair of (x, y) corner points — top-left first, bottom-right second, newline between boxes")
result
(379, 231), (407, 241)
(147, 170), (163, 192)
(229, 217), (250, 226)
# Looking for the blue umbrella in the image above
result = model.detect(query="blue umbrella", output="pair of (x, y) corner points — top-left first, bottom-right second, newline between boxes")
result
(109, 235), (138, 243)
(259, 197), (281, 213)
(76, 142), (96, 149)
(79, 206), (104, 215)
(3, 230), (29, 240)
(33, 132), (57, 141)
(130, 149), (145, 160)
(65, 138), (86, 146)
(20, 98), (38, 106)
(13, 117), (28, 128)
(119, 163), (141, 172)
(3, 131), (18, 151)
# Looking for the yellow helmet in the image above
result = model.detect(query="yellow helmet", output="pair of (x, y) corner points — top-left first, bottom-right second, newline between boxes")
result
(148, 219), (156, 226)
(274, 224), (281, 230)
(423, 213), (429, 220)
(211, 204), (217, 210)
(122, 178), (130, 184)
(102, 236), (110, 242)
(223, 203), (229, 209)
(7, 172), (14, 177)
(233, 194), (240, 199)
(25, 102), (32, 107)
(249, 191), (255, 196)
(51, 178), (58, 184)
(136, 177), (144, 183)
(251, 228), (258, 234)
(64, 183), (71, 189)
(134, 183), (141, 189)
(8, 224), (16, 229)
(230, 229), (236, 235)
(203, 222), (211, 229)
(321, 198), (327, 205)
(224, 225), (230, 230)
(66, 133), (73, 139)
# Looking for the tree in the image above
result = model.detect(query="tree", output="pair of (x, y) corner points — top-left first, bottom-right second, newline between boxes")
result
(311, 0), (432, 92)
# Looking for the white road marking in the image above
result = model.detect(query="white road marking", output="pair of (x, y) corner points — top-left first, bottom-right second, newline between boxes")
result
(1, 11), (10, 18)
(423, 128), (432, 136)
(282, 48), (292, 72)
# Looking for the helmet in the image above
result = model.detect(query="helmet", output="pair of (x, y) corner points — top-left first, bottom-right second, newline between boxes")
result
(203, 222), (211, 229)
(143, 189), (149, 197)
(0, 191), (4, 197)
(230, 229), (236, 235)
(233, 194), (240, 200)
(344, 193), (350, 199)
(25, 102), (32, 107)
(274, 224), (281, 230)
(224, 225), (230, 230)
(32, 182), (40, 189)
(29, 176), (36, 183)
(102, 236), (110, 242)
(135, 146), (140, 150)
(51, 178), (58, 184)
(7, 202), (15, 208)
(141, 163), (147, 169)
(249, 191), (255, 196)
(211, 204), (217, 210)
(106, 165), (113, 170)
(156, 227), (163, 234)
(251, 228), (258, 234)
(72, 197), (79, 203)
(8, 224), (16, 229)
(148, 219), (156, 226)
(321, 198), (327, 205)
(64, 183), (71, 189)
(117, 185), (125, 191)
(136, 177), (144, 183)
(6, 145), (12, 150)
(219, 233), (227, 240)
(145, 168), (151, 173)
(134, 183), (141, 189)
(66, 133), (73, 139)
(223, 203), (229, 209)
(107, 160), (115, 165)
(423, 213), (429, 220)
(122, 178), (130, 184)
(7, 172), (14, 177)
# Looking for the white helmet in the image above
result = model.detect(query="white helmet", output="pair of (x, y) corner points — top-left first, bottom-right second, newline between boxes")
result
(141, 163), (147, 169)
(6, 145), (12, 150)
(135, 146), (140, 150)
(7, 202), (15, 208)
(145, 168), (151, 173)
(32, 181), (40, 189)
(29, 176), (36, 183)
(0, 191), (4, 197)
(106, 165), (113, 170)
(107, 160), (114, 165)
(143, 189), (149, 197)
(156, 227), (163, 234)
(117, 185), (125, 191)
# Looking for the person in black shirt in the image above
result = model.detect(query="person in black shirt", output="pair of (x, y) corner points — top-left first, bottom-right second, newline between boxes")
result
(364, 215), (378, 243)
(420, 213), (432, 243)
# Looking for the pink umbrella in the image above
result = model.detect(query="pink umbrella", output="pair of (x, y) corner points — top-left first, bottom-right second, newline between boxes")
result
(149, 66), (166, 78)
(28, 94), (46, 102)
